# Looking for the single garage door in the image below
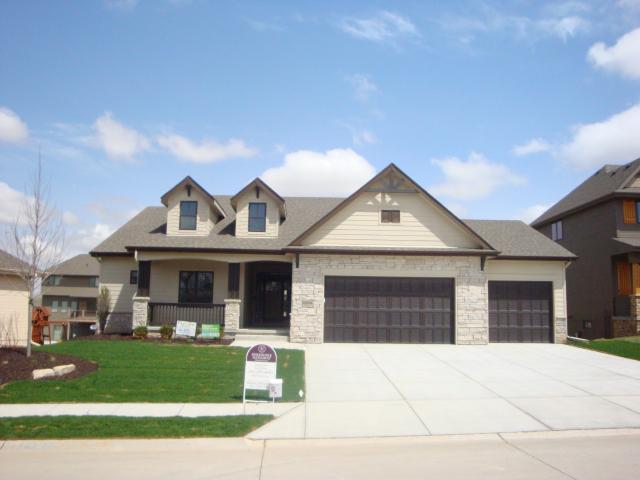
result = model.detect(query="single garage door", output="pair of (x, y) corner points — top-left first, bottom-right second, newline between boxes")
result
(489, 281), (553, 343)
(324, 276), (454, 343)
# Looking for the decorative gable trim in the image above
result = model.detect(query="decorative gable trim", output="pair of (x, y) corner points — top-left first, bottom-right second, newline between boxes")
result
(288, 163), (495, 250)
(160, 176), (226, 220)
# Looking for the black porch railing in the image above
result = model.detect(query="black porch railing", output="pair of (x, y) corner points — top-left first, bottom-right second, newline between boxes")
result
(148, 303), (225, 326)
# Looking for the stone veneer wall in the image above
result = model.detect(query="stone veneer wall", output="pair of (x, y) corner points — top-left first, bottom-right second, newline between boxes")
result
(289, 254), (488, 344)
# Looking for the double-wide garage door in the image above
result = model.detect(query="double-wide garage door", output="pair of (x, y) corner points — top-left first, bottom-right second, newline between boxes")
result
(324, 276), (454, 344)
(489, 281), (553, 343)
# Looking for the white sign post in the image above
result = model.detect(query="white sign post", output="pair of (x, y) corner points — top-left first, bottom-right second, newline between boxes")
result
(243, 344), (278, 405)
(175, 320), (197, 338)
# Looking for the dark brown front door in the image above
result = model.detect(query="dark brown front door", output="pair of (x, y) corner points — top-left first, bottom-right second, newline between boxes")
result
(489, 281), (553, 343)
(324, 276), (455, 343)
(255, 274), (290, 327)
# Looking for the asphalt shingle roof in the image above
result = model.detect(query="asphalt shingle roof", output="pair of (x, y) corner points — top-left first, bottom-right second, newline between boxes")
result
(531, 158), (640, 227)
(54, 254), (100, 276)
(91, 195), (574, 260)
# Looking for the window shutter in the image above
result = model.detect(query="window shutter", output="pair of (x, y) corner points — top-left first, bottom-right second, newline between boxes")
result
(617, 261), (632, 295)
(623, 200), (636, 224)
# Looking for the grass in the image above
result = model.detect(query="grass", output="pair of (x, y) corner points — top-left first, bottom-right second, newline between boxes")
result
(0, 340), (304, 403)
(0, 415), (272, 439)
(571, 336), (640, 361)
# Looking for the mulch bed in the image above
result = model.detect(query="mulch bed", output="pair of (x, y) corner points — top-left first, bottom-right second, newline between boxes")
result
(0, 349), (98, 384)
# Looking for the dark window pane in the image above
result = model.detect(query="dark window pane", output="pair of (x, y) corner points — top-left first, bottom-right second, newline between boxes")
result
(179, 201), (198, 230)
(248, 202), (267, 232)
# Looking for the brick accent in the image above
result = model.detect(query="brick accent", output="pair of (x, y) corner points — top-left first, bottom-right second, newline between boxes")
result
(132, 296), (149, 329)
(290, 254), (488, 344)
(224, 298), (241, 332)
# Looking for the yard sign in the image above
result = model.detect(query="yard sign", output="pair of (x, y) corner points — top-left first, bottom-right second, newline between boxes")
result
(243, 344), (277, 404)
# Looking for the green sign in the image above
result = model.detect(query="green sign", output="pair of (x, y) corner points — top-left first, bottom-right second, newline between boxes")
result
(201, 324), (220, 339)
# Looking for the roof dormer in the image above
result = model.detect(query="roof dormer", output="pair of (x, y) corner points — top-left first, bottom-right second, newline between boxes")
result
(161, 176), (226, 237)
(230, 178), (285, 238)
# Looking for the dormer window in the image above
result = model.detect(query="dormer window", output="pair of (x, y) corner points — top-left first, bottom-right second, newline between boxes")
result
(381, 210), (400, 224)
(249, 203), (267, 232)
(179, 201), (198, 230)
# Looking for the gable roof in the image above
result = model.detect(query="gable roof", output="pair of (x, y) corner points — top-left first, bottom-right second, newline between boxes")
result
(0, 249), (27, 273)
(53, 254), (100, 276)
(230, 178), (287, 219)
(289, 163), (495, 251)
(160, 175), (227, 219)
(531, 157), (640, 227)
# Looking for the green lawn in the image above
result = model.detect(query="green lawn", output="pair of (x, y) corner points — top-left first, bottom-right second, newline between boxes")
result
(0, 340), (304, 403)
(0, 415), (272, 439)
(571, 336), (640, 361)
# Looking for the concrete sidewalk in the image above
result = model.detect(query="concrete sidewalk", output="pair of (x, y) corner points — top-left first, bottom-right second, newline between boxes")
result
(0, 402), (299, 418)
(1, 429), (639, 479)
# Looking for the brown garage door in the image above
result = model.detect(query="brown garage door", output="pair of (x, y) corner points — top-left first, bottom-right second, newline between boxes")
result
(489, 281), (553, 343)
(324, 276), (454, 343)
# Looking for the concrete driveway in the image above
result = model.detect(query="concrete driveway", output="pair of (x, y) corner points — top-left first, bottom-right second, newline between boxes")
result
(250, 343), (640, 439)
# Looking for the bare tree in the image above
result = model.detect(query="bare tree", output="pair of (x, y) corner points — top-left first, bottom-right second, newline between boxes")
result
(2, 153), (65, 356)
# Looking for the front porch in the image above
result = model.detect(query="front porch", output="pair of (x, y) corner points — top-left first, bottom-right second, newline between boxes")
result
(129, 253), (294, 336)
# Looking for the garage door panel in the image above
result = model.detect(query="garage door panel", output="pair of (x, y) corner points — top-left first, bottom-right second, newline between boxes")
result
(324, 276), (454, 344)
(489, 281), (553, 343)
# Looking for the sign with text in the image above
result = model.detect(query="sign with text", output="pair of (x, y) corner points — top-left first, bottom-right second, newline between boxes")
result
(243, 344), (278, 394)
(201, 324), (220, 339)
(175, 320), (197, 338)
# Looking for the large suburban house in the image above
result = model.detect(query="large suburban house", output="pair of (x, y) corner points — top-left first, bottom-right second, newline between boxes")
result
(0, 249), (29, 347)
(91, 164), (575, 344)
(532, 158), (640, 340)
(41, 254), (99, 320)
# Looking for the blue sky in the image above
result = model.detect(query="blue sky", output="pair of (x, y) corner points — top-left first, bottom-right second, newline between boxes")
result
(1, 0), (640, 256)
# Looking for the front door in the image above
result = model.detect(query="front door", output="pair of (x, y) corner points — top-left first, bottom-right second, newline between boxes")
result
(256, 273), (290, 327)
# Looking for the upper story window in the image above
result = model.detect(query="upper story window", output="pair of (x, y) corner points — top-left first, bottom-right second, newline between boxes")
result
(248, 202), (267, 232)
(179, 201), (198, 230)
(178, 271), (213, 303)
(381, 210), (400, 224)
(551, 220), (563, 241)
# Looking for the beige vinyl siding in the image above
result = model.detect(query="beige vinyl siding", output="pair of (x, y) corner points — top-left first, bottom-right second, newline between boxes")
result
(149, 260), (229, 304)
(302, 192), (479, 248)
(166, 188), (214, 237)
(0, 274), (29, 347)
(235, 191), (279, 238)
(484, 260), (567, 319)
(99, 257), (138, 312)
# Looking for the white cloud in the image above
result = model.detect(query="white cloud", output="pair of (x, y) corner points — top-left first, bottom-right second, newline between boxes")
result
(588, 27), (640, 80)
(558, 103), (640, 169)
(517, 204), (550, 224)
(0, 182), (30, 224)
(339, 11), (420, 44)
(538, 16), (589, 41)
(0, 107), (28, 144)
(345, 74), (379, 101)
(156, 134), (257, 163)
(512, 138), (552, 156)
(430, 152), (526, 201)
(92, 112), (150, 161)
(261, 148), (376, 196)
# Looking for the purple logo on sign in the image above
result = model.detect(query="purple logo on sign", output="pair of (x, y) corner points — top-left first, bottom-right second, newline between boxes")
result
(246, 344), (277, 363)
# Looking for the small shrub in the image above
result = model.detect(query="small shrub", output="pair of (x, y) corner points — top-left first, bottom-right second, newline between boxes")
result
(160, 324), (174, 340)
(132, 326), (148, 339)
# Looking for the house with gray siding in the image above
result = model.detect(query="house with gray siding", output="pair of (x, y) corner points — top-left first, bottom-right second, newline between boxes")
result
(532, 158), (640, 339)
(91, 164), (574, 344)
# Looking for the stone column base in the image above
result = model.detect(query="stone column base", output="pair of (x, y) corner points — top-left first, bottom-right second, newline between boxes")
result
(224, 298), (241, 333)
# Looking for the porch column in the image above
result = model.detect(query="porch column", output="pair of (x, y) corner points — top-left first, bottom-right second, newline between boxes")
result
(132, 260), (151, 329)
(224, 263), (241, 332)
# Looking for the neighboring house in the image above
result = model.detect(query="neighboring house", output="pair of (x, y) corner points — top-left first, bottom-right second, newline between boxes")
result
(0, 249), (29, 347)
(532, 158), (640, 340)
(41, 254), (99, 320)
(91, 164), (575, 344)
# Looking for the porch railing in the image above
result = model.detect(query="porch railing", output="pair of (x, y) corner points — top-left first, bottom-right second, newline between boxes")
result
(148, 302), (225, 326)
